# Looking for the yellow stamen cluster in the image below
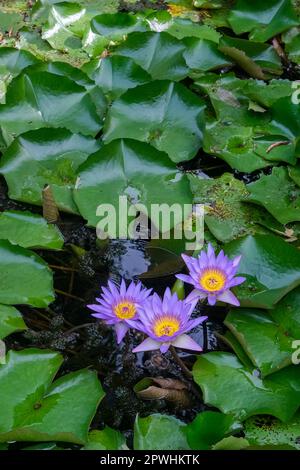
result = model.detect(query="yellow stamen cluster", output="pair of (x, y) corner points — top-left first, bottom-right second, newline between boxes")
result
(199, 269), (226, 292)
(153, 316), (180, 337)
(114, 301), (136, 320)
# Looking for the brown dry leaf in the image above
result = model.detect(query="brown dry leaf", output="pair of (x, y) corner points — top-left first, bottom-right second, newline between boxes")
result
(134, 377), (191, 407)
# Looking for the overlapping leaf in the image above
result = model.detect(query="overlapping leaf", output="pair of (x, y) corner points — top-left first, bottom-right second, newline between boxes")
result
(103, 80), (206, 163)
(0, 71), (102, 145)
(0, 211), (64, 250)
(73, 139), (192, 229)
(0, 128), (101, 213)
(224, 234), (300, 309)
(193, 352), (300, 422)
(0, 240), (54, 307)
(0, 349), (104, 444)
(0, 305), (27, 341)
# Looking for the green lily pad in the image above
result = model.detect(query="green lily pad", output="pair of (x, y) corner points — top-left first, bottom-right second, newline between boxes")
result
(217, 330), (255, 370)
(229, 0), (299, 42)
(0, 305), (27, 340)
(189, 173), (282, 243)
(0, 348), (104, 444)
(91, 12), (145, 39)
(30, 61), (94, 89)
(116, 31), (188, 81)
(186, 411), (242, 450)
(0, 240), (54, 307)
(83, 55), (151, 100)
(134, 414), (189, 450)
(103, 80), (206, 163)
(225, 308), (298, 377)
(0, 71), (102, 145)
(244, 413), (300, 450)
(246, 167), (300, 225)
(212, 436), (250, 450)
(0, 128), (101, 213)
(224, 234), (300, 309)
(184, 38), (232, 72)
(73, 139), (192, 230)
(41, 2), (103, 54)
(16, 29), (87, 68)
(271, 286), (300, 339)
(203, 122), (272, 173)
(83, 428), (128, 450)
(165, 18), (220, 41)
(195, 74), (258, 125)
(0, 48), (40, 103)
(193, 352), (300, 422)
(0, 211), (64, 250)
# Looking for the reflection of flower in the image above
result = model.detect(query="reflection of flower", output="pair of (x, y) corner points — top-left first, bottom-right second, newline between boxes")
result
(177, 244), (246, 306)
(87, 280), (152, 343)
(132, 288), (207, 354)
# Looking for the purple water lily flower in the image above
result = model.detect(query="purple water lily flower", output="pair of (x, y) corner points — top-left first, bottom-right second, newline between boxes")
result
(176, 244), (246, 306)
(131, 288), (207, 354)
(87, 279), (152, 344)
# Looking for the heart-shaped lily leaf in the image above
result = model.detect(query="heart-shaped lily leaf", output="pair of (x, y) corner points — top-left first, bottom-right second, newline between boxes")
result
(0, 240), (54, 307)
(0, 305), (27, 340)
(0, 128), (101, 213)
(184, 38), (232, 72)
(0, 211), (64, 250)
(116, 31), (189, 81)
(41, 2), (94, 53)
(103, 80), (206, 163)
(0, 71), (102, 145)
(246, 167), (300, 225)
(228, 0), (299, 42)
(186, 411), (242, 450)
(0, 48), (40, 103)
(224, 234), (300, 309)
(0, 349), (104, 444)
(83, 55), (151, 100)
(193, 352), (300, 422)
(134, 414), (188, 450)
(225, 305), (299, 377)
(73, 139), (192, 230)
(91, 12), (145, 39)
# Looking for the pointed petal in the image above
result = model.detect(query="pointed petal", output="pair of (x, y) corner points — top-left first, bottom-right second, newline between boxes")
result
(232, 255), (242, 267)
(217, 290), (240, 306)
(160, 342), (171, 353)
(172, 334), (202, 352)
(230, 276), (246, 287)
(132, 337), (161, 353)
(176, 274), (194, 285)
(115, 322), (129, 344)
(207, 295), (217, 306)
(186, 289), (207, 303)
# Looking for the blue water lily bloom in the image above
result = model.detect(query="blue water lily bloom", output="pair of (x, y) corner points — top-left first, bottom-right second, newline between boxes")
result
(131, 288), (207, 354)
(87, 279), (152, 343)
(177, 243), (246, 306)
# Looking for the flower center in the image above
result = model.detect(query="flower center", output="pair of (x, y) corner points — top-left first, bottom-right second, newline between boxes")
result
(199, 269), (226, 292)
(114, 301), (136, 320)
(153, 316), (180, 337)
